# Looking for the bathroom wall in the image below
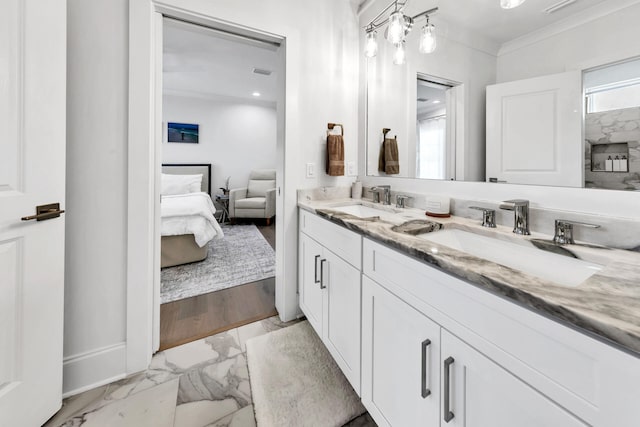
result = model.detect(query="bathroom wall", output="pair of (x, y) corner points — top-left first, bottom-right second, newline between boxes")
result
(64, 0), (129, 395)
(162, 94), (277, 195)
(585, 107), (640, 191)
(496, 2), (640, 83)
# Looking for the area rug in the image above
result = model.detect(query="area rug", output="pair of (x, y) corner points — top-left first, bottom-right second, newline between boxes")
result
(161, 224), (275, 304)
(246, 321), (366, 427)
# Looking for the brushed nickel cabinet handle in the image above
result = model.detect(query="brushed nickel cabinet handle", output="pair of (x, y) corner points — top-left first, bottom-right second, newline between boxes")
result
(421, 339), (432, 398)
(444, 356), (455, 423)
(314, 255), (321, 284)
(319, 259), (327, 289)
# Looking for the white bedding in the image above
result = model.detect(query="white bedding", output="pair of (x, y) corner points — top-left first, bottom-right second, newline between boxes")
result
(161, 192), (224, 247)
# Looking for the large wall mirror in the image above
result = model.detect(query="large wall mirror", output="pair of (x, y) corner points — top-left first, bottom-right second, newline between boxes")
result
(363, 0), (640, 191)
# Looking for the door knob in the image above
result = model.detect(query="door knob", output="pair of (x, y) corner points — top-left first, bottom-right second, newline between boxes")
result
(21, 203), (65, 221)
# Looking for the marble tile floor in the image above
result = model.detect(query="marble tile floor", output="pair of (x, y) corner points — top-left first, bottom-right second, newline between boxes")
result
(45, 316), (377, 427)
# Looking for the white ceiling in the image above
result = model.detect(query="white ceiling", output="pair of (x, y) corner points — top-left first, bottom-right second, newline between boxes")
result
(163, 19), (279, 103)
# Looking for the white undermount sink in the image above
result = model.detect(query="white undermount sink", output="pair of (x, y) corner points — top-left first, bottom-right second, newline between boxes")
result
(417, 229), (603, 287)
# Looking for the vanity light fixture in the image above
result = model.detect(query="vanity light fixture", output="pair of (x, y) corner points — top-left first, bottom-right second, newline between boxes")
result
(364, 29), (378, 58)
(386, 9), (407, 44)
(419, 18), (436, 54)
(363, 0), (438, 65)
(393, 42), (406, 65)
(500, 0), (527, 9)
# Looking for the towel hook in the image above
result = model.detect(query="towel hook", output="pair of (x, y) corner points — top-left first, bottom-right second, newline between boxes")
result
(327, 122), (344, 136)
(382, 128), (392, 139)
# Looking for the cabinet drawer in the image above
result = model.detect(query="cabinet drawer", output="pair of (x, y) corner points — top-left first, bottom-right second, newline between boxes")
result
(299, 209), (362, 269)
(362, 238), (639, 425)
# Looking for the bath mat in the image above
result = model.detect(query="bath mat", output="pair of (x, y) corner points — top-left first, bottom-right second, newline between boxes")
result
(246, 321), (365, 427)
(161, 224), (275, 303)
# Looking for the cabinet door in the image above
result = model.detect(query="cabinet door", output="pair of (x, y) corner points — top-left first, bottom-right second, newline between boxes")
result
(362, 276), (441, 427)
(299, 232), (324, 335)
(441, 330), (587, 427)
(323, 248), (362, 394)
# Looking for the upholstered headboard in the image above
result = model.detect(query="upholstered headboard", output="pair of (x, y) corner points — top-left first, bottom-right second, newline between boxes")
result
(162, 163), (211, 195)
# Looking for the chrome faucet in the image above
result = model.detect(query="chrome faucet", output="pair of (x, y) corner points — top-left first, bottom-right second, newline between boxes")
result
(553, 219), (600, 245)
(499, 199), (530, 235)
(469, 206), (496, 228)
(396, 194), (412, 209)
(371, 185), (391, 205)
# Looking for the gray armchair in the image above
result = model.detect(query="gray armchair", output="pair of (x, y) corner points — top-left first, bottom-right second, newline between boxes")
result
(229, 169), (276, 225)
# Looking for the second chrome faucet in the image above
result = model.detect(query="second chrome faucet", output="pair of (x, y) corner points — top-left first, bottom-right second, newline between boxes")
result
(500, 199), (530, 235)
(371, 185), (391, 205)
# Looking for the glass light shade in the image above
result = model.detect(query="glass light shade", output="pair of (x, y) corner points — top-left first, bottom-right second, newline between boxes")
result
(500, 0), (527, 9)
(419, 23), (437, 54)
(386, 10), (406, 44)
(393, 43), (406, 65)
(364, 30), (378, 58)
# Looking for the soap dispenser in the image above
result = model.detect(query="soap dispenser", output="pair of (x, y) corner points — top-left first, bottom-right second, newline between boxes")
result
(613, 155), (621, 172)
(351, 180), (362, 199)
(621, 155), (628, 172)
(605, 155), (613, 172)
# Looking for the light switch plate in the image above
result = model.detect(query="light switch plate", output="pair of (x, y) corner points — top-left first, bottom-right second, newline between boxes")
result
(347, 161), (356, 176)
(306, 162), (316, 178)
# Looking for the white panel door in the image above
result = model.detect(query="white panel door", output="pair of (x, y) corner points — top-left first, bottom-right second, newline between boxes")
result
(486, 71), (583, 187)
(441, 330), (587, 427)
(361, 276), (441, 427)
(0, 0), (66, 425)
(322, 249), (361, 395)
(298, 233), (324, 335)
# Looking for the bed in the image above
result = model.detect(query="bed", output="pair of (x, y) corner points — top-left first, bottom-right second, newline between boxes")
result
(161, 164), (224, 268)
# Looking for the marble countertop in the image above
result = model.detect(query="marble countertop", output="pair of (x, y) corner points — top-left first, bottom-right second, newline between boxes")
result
(298, 197), (640, 357)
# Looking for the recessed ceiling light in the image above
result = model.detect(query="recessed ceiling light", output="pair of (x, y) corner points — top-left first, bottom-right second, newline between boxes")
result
(252, 92), (261, 97)
(433, 100), (441, 104)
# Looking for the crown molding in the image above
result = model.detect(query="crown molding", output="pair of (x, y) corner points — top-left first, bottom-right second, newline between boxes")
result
(498, 0), (640, 56)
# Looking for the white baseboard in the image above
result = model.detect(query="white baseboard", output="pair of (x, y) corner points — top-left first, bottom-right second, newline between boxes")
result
(62, 342), (127, 397)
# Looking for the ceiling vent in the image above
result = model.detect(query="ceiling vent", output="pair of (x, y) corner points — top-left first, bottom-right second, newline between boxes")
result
(543, 0), (577, 14)
(417, 98), (429, 102)
(253, 68), (273, 76)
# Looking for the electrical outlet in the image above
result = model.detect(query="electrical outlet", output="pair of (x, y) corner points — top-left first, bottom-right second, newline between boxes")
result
(347, 161), (356, 176)
(306, 163), (316, 178)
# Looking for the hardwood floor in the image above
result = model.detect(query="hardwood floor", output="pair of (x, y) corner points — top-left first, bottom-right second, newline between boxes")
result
(159, 221), (277, 351)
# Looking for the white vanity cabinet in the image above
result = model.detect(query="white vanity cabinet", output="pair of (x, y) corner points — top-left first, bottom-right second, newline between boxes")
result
(441, 330), (587, 427)
(297, 209), (640, 427)
(361, 276), (441, 427)
(298, 209), (362, 394)
(362, 237), (640, 427)
(362, 276), (585, 427)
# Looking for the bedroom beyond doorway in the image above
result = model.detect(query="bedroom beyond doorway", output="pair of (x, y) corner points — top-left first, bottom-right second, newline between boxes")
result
(157, 18), (282, 351)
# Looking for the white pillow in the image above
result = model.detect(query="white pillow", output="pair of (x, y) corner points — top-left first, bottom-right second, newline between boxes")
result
(161, 173), (203, 195)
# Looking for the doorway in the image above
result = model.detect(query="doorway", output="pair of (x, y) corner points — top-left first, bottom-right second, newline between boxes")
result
(155, 18), (285, 351)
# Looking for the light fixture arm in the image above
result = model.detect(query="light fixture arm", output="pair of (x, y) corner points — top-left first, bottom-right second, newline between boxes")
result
(410, 7), (438, 23)
(365, 4), (438, 31)
(365, 0), (407, 30)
